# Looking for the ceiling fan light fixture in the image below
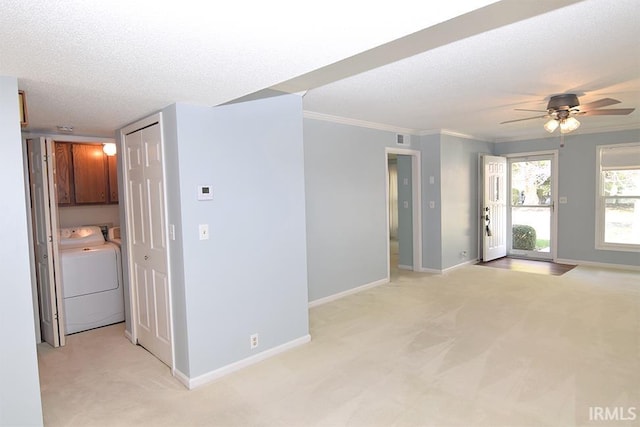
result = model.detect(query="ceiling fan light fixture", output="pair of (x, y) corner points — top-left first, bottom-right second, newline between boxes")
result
(560, 116), (580, 133)
(544, 119), (559, 133)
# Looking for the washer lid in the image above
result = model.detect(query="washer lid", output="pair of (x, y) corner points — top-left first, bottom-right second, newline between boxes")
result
(59, 226), (105, 249)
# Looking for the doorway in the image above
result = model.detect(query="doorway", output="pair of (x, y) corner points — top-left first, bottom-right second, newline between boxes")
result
(507, 152), (558, 260)
(385, 148), (422, 278)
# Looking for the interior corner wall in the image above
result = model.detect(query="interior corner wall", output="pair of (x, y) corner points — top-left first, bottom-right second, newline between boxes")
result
(303, 119), (402, 301)
(161, 104), (190, 375)
(419, 134), (443, 270)
(418, 132), (493, 271)
(172, 95), (309, 378)
(0, 76), (44, 426)
(440, 133), (493, 269)
(493, 128), (640, 267)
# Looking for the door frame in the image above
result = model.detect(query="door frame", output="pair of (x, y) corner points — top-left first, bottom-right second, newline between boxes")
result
(505, 150), (559, 261)
(385, 147), (423, 278)
(119, 112), (175, 372)
(23, 133), (117, 344)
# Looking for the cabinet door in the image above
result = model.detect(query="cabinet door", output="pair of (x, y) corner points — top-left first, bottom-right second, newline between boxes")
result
(54, 142), (73, 204)
(72, 144), (108, 204)
(108, 155), (118, 203)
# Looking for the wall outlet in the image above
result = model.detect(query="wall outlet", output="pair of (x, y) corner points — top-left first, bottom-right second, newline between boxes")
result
(250, 333), (259, 349)
(460, 250), (468, 258)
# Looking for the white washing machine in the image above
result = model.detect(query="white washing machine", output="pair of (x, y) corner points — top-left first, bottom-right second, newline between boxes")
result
(59, 226), (124, 334)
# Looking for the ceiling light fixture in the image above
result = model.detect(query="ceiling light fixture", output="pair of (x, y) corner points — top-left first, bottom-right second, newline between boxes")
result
(103, 143), (117, 156)
(559, 116), (580, 133)
(543, 119), (559, 133)
(543, 116), (580, 134)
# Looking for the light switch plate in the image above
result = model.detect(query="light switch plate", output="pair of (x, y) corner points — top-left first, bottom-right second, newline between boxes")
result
(199, 224), (209, 240)
(559, 197), (568, 204)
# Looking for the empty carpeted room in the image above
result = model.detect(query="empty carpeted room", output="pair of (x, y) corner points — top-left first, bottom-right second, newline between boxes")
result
(1, 1), (639, 426)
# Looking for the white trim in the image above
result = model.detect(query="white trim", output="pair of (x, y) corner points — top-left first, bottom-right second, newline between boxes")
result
(173, 368), (190, 389)
(177, 335), (312, 390)
(505, 150), (559, 261)
(120, 112), (176, 370)
(397, 265), (413, 270)
(556, 258), (640, 272)
(442, 259), (478, 273)
(124, 329), (134, 344)
(595, 142), (640, 252)
(308, 278), (389, 308)
(420, 267), (443, 274)
(419, 128), (488, 142)
(419, 259), (479, 274)
(303, 110), (419, 135)
(21, 132), (116, 144)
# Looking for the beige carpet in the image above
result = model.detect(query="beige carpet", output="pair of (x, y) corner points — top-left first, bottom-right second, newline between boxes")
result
(38, 265), (639, 426)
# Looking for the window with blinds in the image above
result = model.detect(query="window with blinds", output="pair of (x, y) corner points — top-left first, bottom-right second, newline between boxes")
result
(596, 143), (640, 251)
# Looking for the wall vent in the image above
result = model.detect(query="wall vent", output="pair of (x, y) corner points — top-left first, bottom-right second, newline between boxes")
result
(396, 134), (408, 146)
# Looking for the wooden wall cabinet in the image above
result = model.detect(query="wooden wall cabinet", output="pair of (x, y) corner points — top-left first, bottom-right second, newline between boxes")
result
(54, 142), (119, 206)
(107, 155), (118, 203)
(54, 143), (73, 205)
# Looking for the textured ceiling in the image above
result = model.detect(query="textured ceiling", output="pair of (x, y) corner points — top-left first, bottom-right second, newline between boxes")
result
(1, 0), (638, 141)
(303, 0), (640, 141)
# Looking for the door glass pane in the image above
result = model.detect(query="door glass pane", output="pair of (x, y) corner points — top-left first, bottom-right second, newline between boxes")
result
(510, 159), (552, 254)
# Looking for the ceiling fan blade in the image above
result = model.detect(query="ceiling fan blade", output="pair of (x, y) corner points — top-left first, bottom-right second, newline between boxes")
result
(500, 115), (548, 124)
(514, 108), (548, 113)
(578, 108), (635, 116)
(578, 98), (621, 110)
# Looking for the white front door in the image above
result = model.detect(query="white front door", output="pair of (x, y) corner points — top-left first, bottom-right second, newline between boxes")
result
(124, 121), (172, 367)
(28, 138), (65, 346)
(482, 155), (507, 261)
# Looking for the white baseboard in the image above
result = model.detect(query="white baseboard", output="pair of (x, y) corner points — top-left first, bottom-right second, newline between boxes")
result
(556, 258), (640, 272)
(173, 368), (190, 389)
(420, 259), (478, 274)
(175, 334), (311, 390)
(308, 278), (389, 308)
(124, 329), (134, 344)
(419, 267), (442, 274)
(397, 264), (413, 271)
(443, 259), (478, 273)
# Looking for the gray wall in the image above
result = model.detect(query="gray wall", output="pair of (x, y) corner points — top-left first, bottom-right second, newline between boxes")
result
(440, 133), (493, 269)
(0, 76), (44, 426)
(494, 129), (640, 267)
(397, 155), (413, 267)
(303, 119), (400, 301)
(419, 134), (443, 271)
(166, 95), (309, 378)
(418, 133), (492, 270)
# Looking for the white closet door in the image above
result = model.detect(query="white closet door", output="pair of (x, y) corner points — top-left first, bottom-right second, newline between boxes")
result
(125, 123), (172, 367)
(29, 138), (65, 347)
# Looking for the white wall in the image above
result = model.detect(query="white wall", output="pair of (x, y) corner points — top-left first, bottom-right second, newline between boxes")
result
(0, 76), (43, 426)
(58, 204), (120, 228)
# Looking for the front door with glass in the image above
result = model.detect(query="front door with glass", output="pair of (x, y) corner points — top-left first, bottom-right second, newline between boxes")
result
(508, 155), (556, 260)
